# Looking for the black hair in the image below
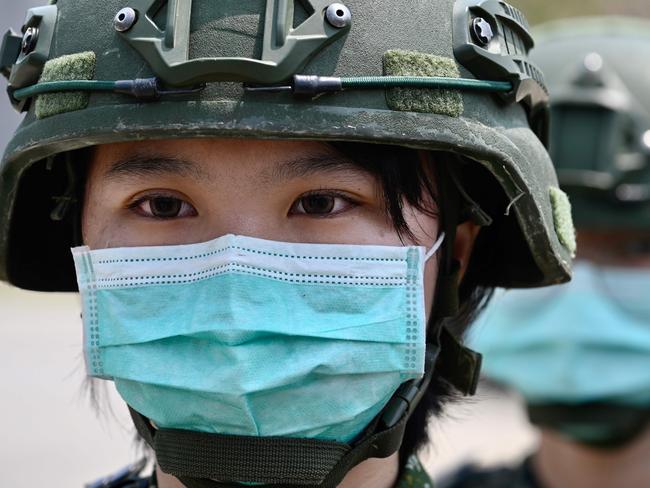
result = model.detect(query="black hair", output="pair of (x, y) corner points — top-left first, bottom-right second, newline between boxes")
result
(329, 142), (439, 242)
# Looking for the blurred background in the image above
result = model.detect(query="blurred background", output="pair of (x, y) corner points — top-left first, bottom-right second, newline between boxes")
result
(512, 0), (649, 24)
(1, 0), (648, 486)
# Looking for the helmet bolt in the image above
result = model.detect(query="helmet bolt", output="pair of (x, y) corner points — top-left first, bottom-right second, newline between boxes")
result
(21, 27), (39, 55)
(325, 3), (352, 28)
(114, 7), (138, 32)
(472, 17), (494, 46)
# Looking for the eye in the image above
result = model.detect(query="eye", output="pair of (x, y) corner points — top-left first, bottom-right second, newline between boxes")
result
(620, 239), (650, 258)
(290, 191), (356, 217)
(130, 194), (198, 219)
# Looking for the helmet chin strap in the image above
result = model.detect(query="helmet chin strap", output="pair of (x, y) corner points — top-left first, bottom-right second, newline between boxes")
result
(129, 351), (439, 488)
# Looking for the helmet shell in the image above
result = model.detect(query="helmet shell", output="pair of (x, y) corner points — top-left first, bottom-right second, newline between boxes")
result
(532, 17), (650, 230)
(0, 0), (573, 291)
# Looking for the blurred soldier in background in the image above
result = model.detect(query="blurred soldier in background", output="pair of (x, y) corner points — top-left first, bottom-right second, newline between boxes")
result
(439, 17), (650, 488)
(0, 1), (572, 487)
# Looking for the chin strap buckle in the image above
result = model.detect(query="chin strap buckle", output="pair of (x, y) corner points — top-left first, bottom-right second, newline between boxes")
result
(380, 350), (438, 429)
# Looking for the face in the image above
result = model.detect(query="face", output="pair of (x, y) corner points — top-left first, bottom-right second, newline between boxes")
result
(577, 229), (650, 269)
(83, 138), (471, 319)
(82, 138), (480, 488)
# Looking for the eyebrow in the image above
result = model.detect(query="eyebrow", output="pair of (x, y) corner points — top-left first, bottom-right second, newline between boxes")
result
(104, 154), (209, 182)
(261, 151), (367, 184)
(103, 149), (368, 185)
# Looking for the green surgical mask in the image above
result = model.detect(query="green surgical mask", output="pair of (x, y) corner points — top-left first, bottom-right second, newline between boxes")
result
(72, 233), (444, 443)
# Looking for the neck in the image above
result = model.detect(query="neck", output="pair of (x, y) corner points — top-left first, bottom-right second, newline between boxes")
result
(533, 427), (650, 488)
(156, 453), (400, 488)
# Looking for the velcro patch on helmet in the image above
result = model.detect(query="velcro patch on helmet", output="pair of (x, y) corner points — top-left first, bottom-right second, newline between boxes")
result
(383, 50), (463, 117)
(35, 51), (96, 119)
(549, 187), (577, 257)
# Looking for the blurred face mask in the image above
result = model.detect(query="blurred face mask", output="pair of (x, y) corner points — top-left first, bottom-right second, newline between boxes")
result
(72, 233), (444, 442)
(527, 403), (650, 449)
(470, 261), (650, 447)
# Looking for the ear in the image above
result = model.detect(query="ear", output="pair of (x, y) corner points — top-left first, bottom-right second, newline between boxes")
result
(454, 220), (481, 281)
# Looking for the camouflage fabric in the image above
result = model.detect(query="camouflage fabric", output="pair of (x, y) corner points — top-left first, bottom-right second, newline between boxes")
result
(436, 456), (541, 488)
(396, 456), (435, 488)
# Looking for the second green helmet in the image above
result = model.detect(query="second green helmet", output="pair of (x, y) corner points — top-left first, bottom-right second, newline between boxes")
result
(532, 17), (650, 229)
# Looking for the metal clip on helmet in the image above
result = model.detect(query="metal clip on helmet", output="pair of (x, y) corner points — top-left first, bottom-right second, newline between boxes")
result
(0, 1), (574, 487)
(531, 17), (650, 229)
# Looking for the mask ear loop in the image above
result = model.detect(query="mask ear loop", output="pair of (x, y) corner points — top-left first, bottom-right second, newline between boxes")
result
(424, 232), (446, 262)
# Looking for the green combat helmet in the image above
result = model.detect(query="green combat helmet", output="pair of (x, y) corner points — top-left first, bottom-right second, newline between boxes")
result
(0, 1), (574, 487)
(532, 17), (650, 229)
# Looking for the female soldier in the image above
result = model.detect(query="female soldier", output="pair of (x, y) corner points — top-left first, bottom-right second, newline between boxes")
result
(0, 1), (573, 486)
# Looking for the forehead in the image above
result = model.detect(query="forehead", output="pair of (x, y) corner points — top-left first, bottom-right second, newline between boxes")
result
(577, 229), (650, 268)
(91, 138), (334, 166)
(578, 229), (650, 244)
(88, 138), (369, 184)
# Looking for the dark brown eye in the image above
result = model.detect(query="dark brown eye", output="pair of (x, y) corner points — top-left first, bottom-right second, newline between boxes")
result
(621, 239), (650, 258)
(299, 194), (335, 215)
(289, 191), (357, 217)
(133, 195), (198, 219)
(150, 197), (182, 218)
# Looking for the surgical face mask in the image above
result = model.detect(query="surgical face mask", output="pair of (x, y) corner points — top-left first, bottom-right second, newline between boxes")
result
(470, 261), (650, 405)
(72, 233), (444, 443)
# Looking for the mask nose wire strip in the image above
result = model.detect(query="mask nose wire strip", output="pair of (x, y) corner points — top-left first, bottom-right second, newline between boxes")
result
(425, 232), (446, 261)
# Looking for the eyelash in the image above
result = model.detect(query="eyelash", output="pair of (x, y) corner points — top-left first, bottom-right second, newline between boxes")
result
(127, 192), (198, 220)
(127, 190), (359, 220)
(289, 190), (359, 217)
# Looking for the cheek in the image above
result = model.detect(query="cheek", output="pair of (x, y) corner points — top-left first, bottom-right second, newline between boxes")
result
(82, 177), (131, 250)
(423, 256), (439, 323)
(82, 187), (106, 248)
(82, 160), (111, 249)
(82, 198), (116, 249)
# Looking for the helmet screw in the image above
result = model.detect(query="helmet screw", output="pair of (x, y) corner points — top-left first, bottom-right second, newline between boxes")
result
(472, 17), (494, 46)
(325, 3), (352, 28)
(114, 7), (137, 32)
(21, 27), (39, 55)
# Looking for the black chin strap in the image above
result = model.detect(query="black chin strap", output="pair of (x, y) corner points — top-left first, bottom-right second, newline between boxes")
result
(130, 351), (438, 488)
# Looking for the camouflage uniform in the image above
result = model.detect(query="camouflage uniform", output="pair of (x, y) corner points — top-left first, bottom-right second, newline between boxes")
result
(437, 457), (540, 488)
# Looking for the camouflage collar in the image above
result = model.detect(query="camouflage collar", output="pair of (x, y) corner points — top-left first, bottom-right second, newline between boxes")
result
(396, 456), (434, 488)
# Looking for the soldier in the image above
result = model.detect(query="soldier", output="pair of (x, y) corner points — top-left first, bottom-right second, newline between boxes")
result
(440, 17), (650, 488)
(0, 1), (572, 487)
